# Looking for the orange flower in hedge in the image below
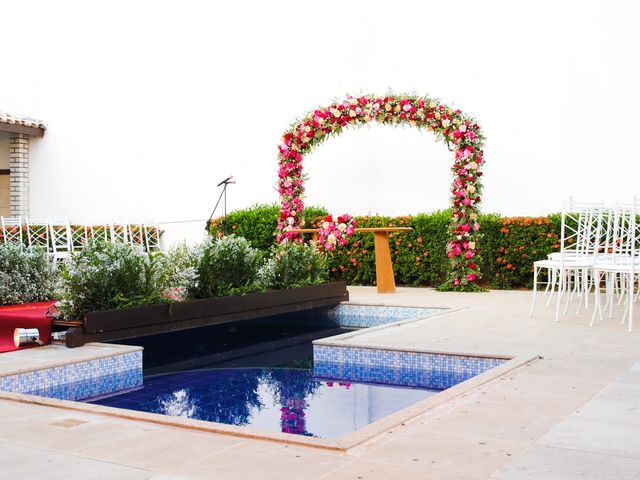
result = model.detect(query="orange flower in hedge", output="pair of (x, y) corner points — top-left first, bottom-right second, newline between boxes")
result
(423, 251), (428, 257)
(506, 263), (513, 269)
(497, 257), (502, 263)
(417, 237), (423, 243)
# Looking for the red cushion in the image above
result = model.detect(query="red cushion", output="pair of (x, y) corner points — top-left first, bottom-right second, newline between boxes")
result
(0, 301), (56, 353)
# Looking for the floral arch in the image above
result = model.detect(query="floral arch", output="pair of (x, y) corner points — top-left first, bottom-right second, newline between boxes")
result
(276, 93), (485, 291)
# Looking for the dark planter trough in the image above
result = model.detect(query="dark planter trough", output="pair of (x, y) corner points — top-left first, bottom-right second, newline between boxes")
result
(65, 281), (349, 348)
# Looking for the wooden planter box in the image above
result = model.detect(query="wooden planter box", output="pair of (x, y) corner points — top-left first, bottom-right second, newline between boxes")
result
(65, 281), (348, 348)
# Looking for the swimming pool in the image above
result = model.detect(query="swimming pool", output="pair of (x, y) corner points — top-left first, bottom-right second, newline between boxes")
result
(89, 367), (438, 439)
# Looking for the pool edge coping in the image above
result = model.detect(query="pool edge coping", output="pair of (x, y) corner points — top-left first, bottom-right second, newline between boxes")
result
(0, 352), (538, 454)
(0, 343), (143, 378)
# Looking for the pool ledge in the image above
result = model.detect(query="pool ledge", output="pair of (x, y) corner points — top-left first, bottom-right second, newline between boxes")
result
(0, 352), (538, 453)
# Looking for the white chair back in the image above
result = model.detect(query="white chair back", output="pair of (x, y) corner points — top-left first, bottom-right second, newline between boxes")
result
(49, 220), (71, 261)
(68, 221), (90, 252)
(143, 222), (162, 252)
(109, 222), (129, 244)
(1, 216), (24, 245)
(25, 218), (51, 251)
(558, 199), (606, 260)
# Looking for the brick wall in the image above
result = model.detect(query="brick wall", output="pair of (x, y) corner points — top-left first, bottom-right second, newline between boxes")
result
(9, 133), (29, 217)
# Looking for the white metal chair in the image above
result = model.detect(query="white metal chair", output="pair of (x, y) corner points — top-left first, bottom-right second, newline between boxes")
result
(1, 216), (24, 245)
(592, 199), (639, 332)
(25, 218), (51, 251)
(109, 222), (129, 244)
(143, 222), (162, 252)
(68, 220), (90, 252)
(127, 223), (146, 249)
(49, 220), (72, 263)
(530, 199), (606, 321)
(88, 223), (110, 242)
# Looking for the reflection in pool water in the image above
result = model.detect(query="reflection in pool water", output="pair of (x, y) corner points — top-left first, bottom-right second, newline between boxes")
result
(90, 368), (438, 439)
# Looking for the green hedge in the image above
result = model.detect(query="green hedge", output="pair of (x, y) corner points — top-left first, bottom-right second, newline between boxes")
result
(209, 204), (328, 251)
(210, 204), (562, 289)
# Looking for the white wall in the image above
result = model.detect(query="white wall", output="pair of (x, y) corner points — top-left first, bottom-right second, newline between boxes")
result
(1, 0), (638, 245)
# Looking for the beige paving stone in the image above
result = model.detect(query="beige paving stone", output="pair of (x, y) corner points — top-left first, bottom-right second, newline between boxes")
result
(0, 441), (56, 475)
(0, 414), (143, 453)
(0, 287), (638, 479)
(467, 388), (590, 418)
(168, 444), (351, 480)
(616, 370), (640, 385)
(482, 371), (607, 400)
(493, 444), (640, 480)
(572, 399), (640, 427)
(148, 475), (193, 480)
(318, 458), (486, 480)
(539, 416), (640, 459)
(415, 401), (561, 443)
(0, 452), (154, 480)
(592, 382), (640, 404)
(358, 430), (530, 478)
(72, 426), (246, 471)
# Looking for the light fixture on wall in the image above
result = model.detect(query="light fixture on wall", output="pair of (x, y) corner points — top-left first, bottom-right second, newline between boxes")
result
(13, 328), (43, 347)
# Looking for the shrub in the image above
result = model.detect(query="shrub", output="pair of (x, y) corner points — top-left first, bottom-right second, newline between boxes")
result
(258, 242), (328, 290)
(161, 242), (199, 300)
(59, 240), (169, 320)
(191, 235), (260, 298)
(208, 204), (562, 290)
(488, 216), (560, 289)
(208, 203), (328, 250)
(0, 244), (57, 305)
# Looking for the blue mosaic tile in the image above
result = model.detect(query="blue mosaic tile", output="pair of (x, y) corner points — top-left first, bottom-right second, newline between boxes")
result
(0, 350), (143, 401)
(313, 345), (506, 390)
(326, 304), (442, 328)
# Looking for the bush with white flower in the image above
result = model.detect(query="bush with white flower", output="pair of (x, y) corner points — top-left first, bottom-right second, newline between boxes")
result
(0, 244), (57, 305)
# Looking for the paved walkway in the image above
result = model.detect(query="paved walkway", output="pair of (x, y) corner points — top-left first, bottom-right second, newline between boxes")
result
(0, 287), (638, 479)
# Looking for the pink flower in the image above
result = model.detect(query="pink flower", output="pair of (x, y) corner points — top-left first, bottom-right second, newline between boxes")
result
(465, 250), (475, 259)
(463, 198), (472, 206)
(466, 273), (477, 282)
(453, 278), (461, 286)
(473, 222), (480, 231)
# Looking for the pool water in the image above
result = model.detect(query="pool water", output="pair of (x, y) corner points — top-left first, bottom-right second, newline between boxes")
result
(90, 368), (438, 439)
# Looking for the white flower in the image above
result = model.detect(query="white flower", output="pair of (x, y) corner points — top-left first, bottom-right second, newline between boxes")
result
(328, 234), (337, 244)
(322, 221), (330, 229)
(442, 119), (451, 128)
(338, 223), (347, 231)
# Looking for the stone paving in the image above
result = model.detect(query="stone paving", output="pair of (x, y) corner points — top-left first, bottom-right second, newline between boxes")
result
(0, 287), (638, 479)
